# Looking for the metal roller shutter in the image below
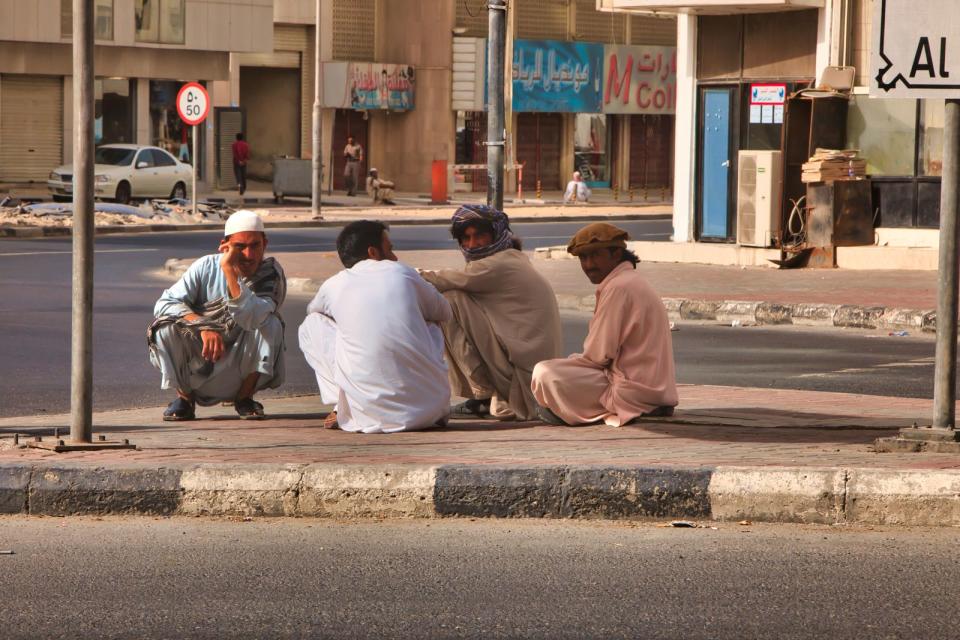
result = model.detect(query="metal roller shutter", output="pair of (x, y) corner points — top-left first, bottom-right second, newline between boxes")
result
(216, 107), (244, 190)
(575, 0), (625, 43)
(274, 25), (309, 52)
(517, 0), (568, 41)
(517, 113), (563, 192)
(0, 75), (64, 182)
(630, 15), (676, 46)
(455, 0), (488, 37)
(629, 114), (674, 192)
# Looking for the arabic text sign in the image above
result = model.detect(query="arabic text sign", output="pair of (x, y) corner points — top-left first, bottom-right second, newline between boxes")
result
(349, 63), (415, 110)
(512, 40), (603, 113)
(603, 45), (676, 114)
(872, 0), (960, 97)
(750, 83), (786, 105)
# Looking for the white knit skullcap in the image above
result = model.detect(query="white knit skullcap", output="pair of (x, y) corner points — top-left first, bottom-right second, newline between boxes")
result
(224, 210), (264, 236)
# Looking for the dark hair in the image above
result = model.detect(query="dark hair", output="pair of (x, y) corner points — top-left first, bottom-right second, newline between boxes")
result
(235, 132), (244, 141)
(337, 220), (388, 268)
(615, 247), (639, 268)
(451, 219), (494, 242)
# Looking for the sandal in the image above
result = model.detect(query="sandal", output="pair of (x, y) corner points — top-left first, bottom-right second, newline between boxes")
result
(535, 403), (567, 426)
(163, 397), (196, 422)
(449, 398), (492, 420)
(234, 398), (265, 420)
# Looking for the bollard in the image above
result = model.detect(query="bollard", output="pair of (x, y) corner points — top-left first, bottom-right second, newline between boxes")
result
(430, 159), (448, 205)
(536, 179), (541, 199)
(629, 187), (634, 202)
(613, 183), (619, 201)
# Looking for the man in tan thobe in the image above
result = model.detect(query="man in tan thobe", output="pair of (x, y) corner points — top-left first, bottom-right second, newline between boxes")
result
(531, 223), (678, 426)
(419, 204), (561, 421)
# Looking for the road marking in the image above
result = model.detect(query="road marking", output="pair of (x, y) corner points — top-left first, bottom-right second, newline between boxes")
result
(793, 356), (934, 379)
(0, 248), (160, 257)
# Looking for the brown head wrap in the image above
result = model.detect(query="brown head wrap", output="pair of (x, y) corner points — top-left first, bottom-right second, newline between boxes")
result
(566, 222), (630, 256)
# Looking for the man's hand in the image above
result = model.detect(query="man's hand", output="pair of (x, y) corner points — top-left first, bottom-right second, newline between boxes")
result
(200, 330), (225, 362)
(218, 240), (243, 299)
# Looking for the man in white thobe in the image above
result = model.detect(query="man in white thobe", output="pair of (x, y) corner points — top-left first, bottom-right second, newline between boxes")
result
(298, 220), (452, 433)
(564, 171), (591, 204)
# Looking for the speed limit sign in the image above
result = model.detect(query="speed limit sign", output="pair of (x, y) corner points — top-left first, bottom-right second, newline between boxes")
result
(176, 82), (209, 126)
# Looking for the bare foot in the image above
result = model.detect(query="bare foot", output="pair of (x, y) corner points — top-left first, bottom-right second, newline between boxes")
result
(323, 411), (339, 430)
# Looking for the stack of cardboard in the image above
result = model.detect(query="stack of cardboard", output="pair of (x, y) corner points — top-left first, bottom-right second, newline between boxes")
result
(801, 149), (867, 183)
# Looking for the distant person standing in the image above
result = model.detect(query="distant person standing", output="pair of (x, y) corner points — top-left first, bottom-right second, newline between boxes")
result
(343, 136), (363, 196)
(232, 132), (250, 196)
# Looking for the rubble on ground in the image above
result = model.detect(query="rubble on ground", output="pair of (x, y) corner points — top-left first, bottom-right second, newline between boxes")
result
(0, 197), (235, 227)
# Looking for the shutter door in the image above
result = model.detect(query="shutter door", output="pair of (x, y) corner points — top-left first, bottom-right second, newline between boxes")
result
(575, 0), (625, 43)
(517, 113), (563, 192)
(629, 114), (674, 192)
(216, 108), (244, 190)
(630, 15), (677, 46)
(0, 75), (64, 182)
(517, 0), (568, 41)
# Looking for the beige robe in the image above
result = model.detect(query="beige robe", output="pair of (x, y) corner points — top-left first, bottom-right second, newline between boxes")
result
(420, 249), (562, 420)
(532, 261), (678, 426)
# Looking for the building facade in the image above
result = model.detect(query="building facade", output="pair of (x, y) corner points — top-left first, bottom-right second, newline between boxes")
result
(604, 0), (948, 244)
(0, 0), (273, 190)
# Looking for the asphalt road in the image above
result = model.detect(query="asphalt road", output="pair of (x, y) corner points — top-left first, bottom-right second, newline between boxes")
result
(1, 517), (958, 639)
(0, 220), (940, 417)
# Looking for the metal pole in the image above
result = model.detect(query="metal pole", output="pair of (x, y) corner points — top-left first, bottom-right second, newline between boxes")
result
(71, 0), (95, 443)
(486, 0), (506, 210)
(192, 124), (198, 215)
(933, 99), (960, 429)
(311, 0), (323, 219)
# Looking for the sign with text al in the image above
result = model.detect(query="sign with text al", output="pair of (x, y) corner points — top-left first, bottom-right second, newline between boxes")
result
(872, 0), (960, 97)
(177, 82), (209, 125)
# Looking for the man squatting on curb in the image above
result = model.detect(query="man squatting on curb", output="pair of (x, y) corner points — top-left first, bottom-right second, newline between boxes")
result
(298, 209), (678, 431)
(147, 208), (676, 429)
(148, 210), (286, 421)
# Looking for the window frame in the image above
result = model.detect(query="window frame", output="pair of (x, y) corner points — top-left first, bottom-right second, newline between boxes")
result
(135, 0), (186, 45)
(61, 0), (115, 41)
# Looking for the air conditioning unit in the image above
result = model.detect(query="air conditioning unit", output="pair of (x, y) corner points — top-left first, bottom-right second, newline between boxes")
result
(736, 150), (783, 247)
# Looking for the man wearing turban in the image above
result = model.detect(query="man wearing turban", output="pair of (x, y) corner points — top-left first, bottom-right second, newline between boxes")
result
(419, 204), (561, 421)
(531, 223), (678, 426)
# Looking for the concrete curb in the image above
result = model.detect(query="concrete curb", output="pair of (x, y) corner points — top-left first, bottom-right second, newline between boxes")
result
(2, 462), (959, 526)
(158, 259), (937, 333)
(0, 213), (671, 239)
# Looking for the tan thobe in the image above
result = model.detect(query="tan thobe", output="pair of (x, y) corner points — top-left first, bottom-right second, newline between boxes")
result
(532, 261), (678, 426)
(420, 249), (562, 420)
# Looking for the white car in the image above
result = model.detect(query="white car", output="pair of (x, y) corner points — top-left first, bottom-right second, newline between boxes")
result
(48, 144), (194, 204)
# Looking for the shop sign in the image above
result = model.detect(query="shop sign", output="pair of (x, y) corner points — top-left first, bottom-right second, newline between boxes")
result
(512, 40), (604, 113)
(321, 62), (415, 110)
(602, 45), (677, 115)
(872, 0), (960, 97)
(749, 83), (786, 105)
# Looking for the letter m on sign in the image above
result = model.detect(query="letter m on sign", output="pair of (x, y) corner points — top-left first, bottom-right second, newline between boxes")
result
(605, 54), (632, 105)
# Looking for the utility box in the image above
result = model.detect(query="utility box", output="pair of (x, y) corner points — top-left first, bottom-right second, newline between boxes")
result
(736, 150), (783, 247)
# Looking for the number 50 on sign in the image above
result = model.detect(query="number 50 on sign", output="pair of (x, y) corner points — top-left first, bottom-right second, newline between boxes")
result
(177, 82), (210, 125)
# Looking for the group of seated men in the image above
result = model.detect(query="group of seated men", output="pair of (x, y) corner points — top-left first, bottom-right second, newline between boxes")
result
(148, 206), (678, 432)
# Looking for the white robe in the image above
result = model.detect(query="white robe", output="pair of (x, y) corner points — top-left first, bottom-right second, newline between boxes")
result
(298, 259), (452, 433)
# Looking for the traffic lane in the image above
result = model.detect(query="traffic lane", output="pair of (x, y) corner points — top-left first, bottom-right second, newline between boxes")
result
(1, 518), (959, 640)
(0, 218), (672, 257)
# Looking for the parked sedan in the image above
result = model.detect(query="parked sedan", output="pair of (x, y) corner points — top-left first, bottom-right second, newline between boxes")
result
(48, 144), (193, 204)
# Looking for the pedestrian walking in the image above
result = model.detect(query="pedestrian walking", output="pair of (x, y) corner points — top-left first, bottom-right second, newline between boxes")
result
(232, 133), (250, 196)
(343, 135), (363, 196)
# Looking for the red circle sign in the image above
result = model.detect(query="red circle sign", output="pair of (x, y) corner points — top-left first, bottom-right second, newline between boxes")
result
(176, 82), (210, 126)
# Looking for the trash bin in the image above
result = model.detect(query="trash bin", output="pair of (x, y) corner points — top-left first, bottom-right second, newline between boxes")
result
(272, 157), (314, 204)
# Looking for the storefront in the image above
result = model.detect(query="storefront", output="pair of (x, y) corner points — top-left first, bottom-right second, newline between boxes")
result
(96, 78), (135, 145)
(149, 80), (203, 173)
(693, 11), (818, 242)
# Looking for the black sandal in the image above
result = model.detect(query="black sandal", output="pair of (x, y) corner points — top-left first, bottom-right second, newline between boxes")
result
(163, 397), (196, 422)
(449, 398), (492, 420)
(235, 398), (265, 420)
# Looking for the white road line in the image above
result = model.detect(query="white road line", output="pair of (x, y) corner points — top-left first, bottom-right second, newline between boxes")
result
(0, 248), (159, 257)
(793, 357), (935, 379)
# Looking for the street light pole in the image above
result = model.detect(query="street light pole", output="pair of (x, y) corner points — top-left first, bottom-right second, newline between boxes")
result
(932, 99), (960, 430)
(486, 0), (507, 210)
(311, 0), (323, 219)
(71, 0), (95, 443)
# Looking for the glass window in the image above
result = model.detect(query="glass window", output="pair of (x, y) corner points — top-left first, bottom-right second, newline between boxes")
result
(135, 150), (156, 168)
(920, 99), (944, 177)
(96, 78), (134, 145)
(135, 0), (185, 44)
(94, 147), (136, 166)
(61, 0), (115, 40)
(149, 80), (202, 172)
(574, 114), (610, 186)
(151, 149), (177, 167)
(846, 95), (917, 176)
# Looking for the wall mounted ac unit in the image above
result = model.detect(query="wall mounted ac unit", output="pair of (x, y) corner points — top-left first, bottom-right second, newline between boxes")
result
(737, 150), (783, 247)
